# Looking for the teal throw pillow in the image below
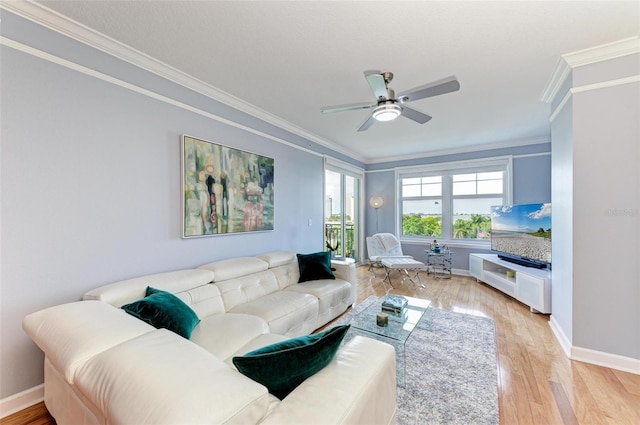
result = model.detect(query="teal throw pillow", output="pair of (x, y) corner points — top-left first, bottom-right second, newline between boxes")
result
(297, 251), (335, 283)
(122, 286), (200, 339)
(232, 324), (350, 399)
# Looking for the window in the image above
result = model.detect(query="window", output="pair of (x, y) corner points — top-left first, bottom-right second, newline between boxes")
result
(398, 157), (511, 244)
(325, 158), (364, 261)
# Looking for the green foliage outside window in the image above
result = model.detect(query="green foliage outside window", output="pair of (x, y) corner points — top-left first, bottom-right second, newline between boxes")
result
(402, 214), (442, 237)
(402, 213), (491, 239)
(453, 214), (491, 239)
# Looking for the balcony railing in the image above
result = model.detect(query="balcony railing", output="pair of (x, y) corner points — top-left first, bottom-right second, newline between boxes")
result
(324, 222), (356, 259)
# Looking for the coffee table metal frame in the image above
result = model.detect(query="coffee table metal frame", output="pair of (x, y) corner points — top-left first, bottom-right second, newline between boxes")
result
(349, 296), (431, 387)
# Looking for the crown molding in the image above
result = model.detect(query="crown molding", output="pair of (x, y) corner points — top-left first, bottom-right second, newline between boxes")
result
(0, 1), (365, 163)
(548, 74), (640, 123)
(540, 58), (572, 103)
(365, 136), (549, 166)
(563, 36), (640, 68)
(540, 36), (640, 104)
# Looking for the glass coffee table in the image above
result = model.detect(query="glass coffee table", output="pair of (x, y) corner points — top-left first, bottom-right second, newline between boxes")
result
(349, 296), (431, 387)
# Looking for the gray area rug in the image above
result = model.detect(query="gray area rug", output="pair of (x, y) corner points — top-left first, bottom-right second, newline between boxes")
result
(336, 297), (499, 425)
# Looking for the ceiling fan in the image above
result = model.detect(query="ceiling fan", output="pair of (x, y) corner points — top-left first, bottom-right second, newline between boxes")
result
(321, 71), (460, 132)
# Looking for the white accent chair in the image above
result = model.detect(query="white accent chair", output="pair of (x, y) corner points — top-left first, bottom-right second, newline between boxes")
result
(366, 233), (426, 288)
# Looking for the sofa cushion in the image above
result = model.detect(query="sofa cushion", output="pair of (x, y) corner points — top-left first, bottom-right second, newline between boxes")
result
(75, 329), (269, 425)
(214, 269), (282, 312)
(296, 251), (335, 283)
(269, 262), (301, 290)
(224, 333), (290, 367)
(285, 279), (353, 329)
(229, 291), (319, 337)
(199, 257), (269, 282)
(232, 325), (350, 400)
(82, 269), (214, 308)
(256, 250), (296, 268)
(190, 312), (270, 361)
(122, 287), (200, 339)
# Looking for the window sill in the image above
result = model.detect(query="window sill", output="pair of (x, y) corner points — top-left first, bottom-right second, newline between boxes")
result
(399, 239), (491, 250)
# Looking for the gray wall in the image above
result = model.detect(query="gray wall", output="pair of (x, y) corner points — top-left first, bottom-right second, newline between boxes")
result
(551, 92), (574, 344)
(551, 53), (639, 360)
(0, 11), (350, 398)
(364, 145), (552, 270)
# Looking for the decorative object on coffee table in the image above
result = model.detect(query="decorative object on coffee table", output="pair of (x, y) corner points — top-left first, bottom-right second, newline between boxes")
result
(381, 294), (408, 319)
(376, 312), (389, 327)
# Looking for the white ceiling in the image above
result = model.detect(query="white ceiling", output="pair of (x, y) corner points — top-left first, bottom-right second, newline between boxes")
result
(35, 1), (639, 163)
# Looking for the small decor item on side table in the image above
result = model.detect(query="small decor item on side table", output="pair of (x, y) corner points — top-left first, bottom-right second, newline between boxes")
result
(431, 239), (441, 253)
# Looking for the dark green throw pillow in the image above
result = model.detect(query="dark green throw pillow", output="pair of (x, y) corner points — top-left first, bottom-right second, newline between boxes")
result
(122, 286), (200, 339)
(232, 324), (350, 399)
(297, 251), (335, 283)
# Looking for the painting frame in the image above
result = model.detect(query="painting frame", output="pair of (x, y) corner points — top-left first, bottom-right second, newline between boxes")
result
(181, 134), (274, 238)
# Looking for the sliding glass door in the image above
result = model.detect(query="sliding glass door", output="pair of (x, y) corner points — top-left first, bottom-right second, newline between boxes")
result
(325, 161), (363, 261)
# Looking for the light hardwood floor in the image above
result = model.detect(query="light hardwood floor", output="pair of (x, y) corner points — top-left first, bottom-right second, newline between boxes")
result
(3, 266), (639, 425)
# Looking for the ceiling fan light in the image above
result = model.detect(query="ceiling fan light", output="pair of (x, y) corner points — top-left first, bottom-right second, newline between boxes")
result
(372, 104), (402, 122)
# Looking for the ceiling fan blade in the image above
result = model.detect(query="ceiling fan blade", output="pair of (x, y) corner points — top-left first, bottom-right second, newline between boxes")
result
(357, 115), (376, 132)
(364, 70), (388, 100)
(397, 76), (460, 103)
(401, 106), (432, 124)
(321, 102), (375, 114)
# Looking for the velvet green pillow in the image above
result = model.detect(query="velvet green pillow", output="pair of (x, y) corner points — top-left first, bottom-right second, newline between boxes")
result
(297, 251), (335, 283)
(122, 286), (200, 339)
(232, 324), (350, 399)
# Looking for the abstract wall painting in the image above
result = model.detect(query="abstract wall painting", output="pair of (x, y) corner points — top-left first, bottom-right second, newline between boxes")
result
(182, 135), (274, 237)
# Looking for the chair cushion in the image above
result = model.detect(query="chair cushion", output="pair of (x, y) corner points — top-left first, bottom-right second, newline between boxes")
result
(122, 287), (200, 339)
(232, 325), (350, 399)
(296, 251), (335, 283)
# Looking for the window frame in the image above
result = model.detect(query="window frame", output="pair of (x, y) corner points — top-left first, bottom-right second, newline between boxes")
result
(395, 156), (513, 248)
(324, 156), (365, 262)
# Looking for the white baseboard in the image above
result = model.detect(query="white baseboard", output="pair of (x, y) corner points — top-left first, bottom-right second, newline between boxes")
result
(549, 316), (640, 375)
(0, 384), (44, 419)
(549, 315), (572, 357)
(452, 268), (469, 276)
(571, 346), (640, 375)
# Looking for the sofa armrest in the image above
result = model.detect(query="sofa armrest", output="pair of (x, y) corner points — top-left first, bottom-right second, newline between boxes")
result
(23, 301), (154, 384)
(331, 260), (357, 305)
(258, 335), (397, 425)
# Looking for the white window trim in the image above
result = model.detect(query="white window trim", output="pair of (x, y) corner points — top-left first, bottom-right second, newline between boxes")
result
(324, 156), (365, 179)
(395, 156), (513, 248)
(324, 156), (365, 262)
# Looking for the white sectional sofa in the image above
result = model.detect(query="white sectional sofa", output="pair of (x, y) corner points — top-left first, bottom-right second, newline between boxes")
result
(23, 251), (397, 425)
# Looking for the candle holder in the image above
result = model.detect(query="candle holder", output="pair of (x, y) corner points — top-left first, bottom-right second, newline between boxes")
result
(376, 312), (389, 327)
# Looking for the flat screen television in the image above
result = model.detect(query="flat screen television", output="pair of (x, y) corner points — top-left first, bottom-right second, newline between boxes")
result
(490, 203), (551, 269)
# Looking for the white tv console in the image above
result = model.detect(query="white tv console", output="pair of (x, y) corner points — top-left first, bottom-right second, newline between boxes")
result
(469, 253), (551, 314)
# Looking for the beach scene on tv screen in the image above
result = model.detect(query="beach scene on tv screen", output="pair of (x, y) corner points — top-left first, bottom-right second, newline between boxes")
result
(490, 203), (551, 263)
